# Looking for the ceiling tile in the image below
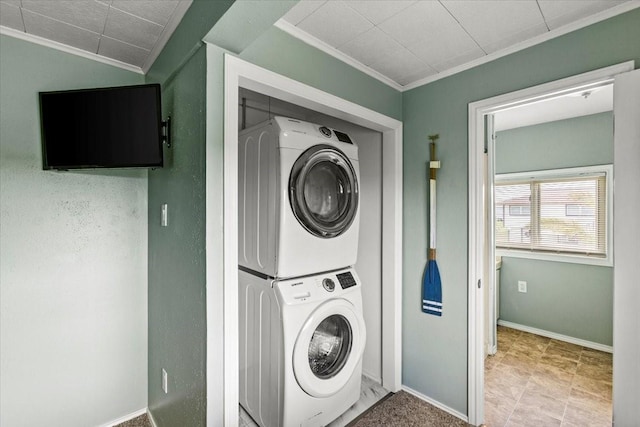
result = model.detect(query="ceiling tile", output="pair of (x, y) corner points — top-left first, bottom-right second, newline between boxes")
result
(98, 36), (149, 67)
(0, 2), (24, 32)
(538, 0), (627, 30)
(339, 27), (404, 66)
(297, 1), (373, 48)
(401, 3), (483, 68)
(103, 7), (163, 50)
(431, 48), (485, 73)
(22, 9), (101, 53)
(378, 1), (456, 47)
(368, 47), (433, 83)
(282, 0), (326, 26)
(1, 0), (22, 7)
(396, 67), (438, 86)
(21, 1), (109, 33)
(111, 0), (179, 26)
(345, 0), (416, 25)
(441, 0), (548, 53)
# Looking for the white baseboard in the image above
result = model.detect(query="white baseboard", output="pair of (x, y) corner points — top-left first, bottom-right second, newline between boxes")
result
(498, 320), (613, 353)
(98, 408), (147, 427)
(148, 409), (159, 427)
(362, 370), (382, 385)
(401, 385), (469, 423)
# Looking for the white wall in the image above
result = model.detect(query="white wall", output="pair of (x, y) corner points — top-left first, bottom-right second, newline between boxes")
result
(0, 35), (148, 427)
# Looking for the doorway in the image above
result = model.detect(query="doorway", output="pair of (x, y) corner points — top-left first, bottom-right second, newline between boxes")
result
(214, 52), (403, 426)
(484, 86), (615, 426)
(467, 61), (634, 426)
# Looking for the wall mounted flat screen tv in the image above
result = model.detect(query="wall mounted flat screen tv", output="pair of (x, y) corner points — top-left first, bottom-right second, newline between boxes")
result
(39, 83), (163, 170)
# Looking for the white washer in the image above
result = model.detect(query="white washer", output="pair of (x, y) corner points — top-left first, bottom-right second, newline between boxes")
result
(238, 117), (360, 278)
(239, 267), (366, 427)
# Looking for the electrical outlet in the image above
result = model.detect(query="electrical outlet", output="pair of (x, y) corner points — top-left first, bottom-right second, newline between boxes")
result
(162, 368), (168, 394)
(518, 281), (527, 293)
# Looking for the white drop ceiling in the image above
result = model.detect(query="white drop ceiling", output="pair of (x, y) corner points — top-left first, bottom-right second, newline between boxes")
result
(0, 1), (637, 86)
(278, 0), (638, 89)
(0, 0), (192, 73)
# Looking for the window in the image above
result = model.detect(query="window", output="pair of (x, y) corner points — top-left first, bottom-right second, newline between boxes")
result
(509, 205), (530, 216)
(495, 165), (612, 265)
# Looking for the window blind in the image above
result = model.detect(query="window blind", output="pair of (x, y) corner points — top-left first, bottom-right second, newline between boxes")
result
(495, 174), (607, 257)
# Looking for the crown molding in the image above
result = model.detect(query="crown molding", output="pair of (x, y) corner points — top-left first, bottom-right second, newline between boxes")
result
(0, 25), (144, 74)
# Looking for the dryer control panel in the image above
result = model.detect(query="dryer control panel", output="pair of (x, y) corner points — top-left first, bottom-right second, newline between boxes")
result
(275, 268), (361, 305)
(275, 117), (355, 146)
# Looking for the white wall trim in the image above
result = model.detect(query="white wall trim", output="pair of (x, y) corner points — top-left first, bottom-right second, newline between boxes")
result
(498, 320), (613, 353)
(98, 408), (148, 427)
(0, 25), (144, 74)
(402, 386), (469, 423)
(147, 409), (159, 427)
(216, 52), (403, 427)
(467, 60), (634, 426)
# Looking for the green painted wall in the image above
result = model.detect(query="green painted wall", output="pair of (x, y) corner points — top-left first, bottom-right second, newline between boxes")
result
(495, 113), (614, 346)
(499, 258), (613, 345)
(495, 112), (613, 173)
(146, 48), (208, 426)
(145, 2), (233, 426)
(146, 0), (234, 85)
(402, 9), (640, 414)
(0, 35), (147, 426)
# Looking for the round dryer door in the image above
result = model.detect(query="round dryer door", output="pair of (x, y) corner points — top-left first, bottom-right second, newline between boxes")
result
(289, 145), (358, 238)
(293, 298), (366, 398)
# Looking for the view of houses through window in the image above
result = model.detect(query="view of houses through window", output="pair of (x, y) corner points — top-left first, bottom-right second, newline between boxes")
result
(495, 168), (609, 258)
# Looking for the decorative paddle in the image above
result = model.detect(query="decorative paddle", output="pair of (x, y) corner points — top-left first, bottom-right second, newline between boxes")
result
(422, 134), (442, 316)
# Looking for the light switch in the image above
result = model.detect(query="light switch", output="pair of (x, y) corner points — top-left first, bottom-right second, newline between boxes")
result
(161, 204), (168, 227)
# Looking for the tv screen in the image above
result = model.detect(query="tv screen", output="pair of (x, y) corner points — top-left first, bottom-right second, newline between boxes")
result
(39, 83), (163, 170)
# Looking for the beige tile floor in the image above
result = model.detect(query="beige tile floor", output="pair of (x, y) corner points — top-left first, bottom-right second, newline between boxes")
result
(484, 325), (612, 427)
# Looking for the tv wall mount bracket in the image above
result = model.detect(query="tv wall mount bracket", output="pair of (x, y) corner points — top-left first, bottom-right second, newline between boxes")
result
(161, 116), (172, 148)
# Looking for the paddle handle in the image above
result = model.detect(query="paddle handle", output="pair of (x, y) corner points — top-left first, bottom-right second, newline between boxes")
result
(429, 178), (436, 254)
(429, 141), (437, 180)
(428, 136), (438, 256)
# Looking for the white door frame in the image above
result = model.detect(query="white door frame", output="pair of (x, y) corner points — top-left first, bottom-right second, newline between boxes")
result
(214, 52), (403, 427)
(467, 61), (634, 426)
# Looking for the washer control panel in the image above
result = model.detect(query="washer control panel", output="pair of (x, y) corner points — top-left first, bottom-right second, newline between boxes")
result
(322, 278), (335, 292)
(319, 126), (332, 138)
(275, 268), (360, 305)
(336, 271), (357, 289)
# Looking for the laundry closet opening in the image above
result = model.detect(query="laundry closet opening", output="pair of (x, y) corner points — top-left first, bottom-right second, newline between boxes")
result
(236, 87), (387, 425)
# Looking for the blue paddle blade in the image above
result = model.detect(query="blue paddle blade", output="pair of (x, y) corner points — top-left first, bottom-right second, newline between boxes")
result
(422, 260), (442, 316)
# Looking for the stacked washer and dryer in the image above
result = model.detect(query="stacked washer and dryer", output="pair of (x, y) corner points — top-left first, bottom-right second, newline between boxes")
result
(238, 117), (366, 427)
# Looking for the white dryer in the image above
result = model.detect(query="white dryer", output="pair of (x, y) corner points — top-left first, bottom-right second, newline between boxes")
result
(238, 117), (360, 278)
(239, 267), (366, 427)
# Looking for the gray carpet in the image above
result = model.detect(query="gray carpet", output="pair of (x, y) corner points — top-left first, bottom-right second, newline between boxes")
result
(114, 414), (151, 427)
(116, 392), (471, 427)
(347, 391), (471, 427)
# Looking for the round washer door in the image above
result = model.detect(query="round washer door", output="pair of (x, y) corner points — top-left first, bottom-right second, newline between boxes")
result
(289, 145), (358, 238)
(293, 298), (366, 398)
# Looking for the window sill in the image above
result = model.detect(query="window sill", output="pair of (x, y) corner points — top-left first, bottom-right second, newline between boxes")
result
(495, 248), (613, 267)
